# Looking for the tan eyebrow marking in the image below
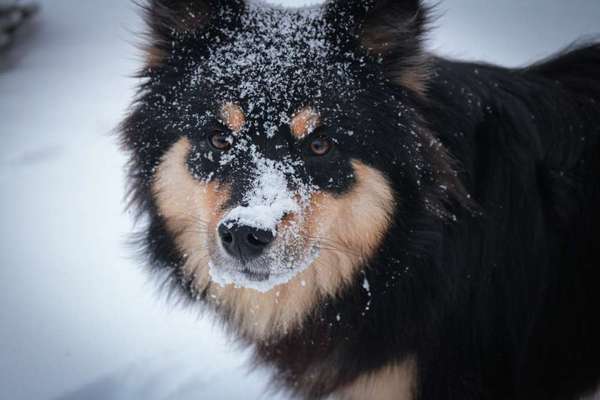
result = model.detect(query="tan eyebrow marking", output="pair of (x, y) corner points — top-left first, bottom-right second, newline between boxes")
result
(290, 107), (320, 139)
(220, 103), (246, 133)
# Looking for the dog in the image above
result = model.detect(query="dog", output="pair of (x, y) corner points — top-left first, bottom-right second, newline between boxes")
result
(120, 1), (600, 398)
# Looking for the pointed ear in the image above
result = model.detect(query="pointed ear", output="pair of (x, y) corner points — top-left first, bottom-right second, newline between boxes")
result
(143, 0), (245, 67)
(324, 0), (430, 95)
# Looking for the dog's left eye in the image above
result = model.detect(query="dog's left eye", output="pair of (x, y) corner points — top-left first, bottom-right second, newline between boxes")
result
(309, 136), (334, 156)
(209, 130), (234, 151)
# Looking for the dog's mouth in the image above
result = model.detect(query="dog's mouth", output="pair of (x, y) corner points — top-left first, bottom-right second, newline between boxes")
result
(210, 260), (276, 283)
(240, 268), (270, 282)
(208, 238), (320, 292)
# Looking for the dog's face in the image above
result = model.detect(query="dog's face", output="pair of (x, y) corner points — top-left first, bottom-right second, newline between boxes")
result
(124, 0), (462, 338)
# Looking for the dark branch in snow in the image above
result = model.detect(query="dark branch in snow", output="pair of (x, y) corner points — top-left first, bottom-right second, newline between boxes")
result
(0, 2), (38, 52)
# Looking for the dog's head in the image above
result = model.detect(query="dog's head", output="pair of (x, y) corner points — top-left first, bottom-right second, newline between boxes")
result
(123, 0), (464, 338)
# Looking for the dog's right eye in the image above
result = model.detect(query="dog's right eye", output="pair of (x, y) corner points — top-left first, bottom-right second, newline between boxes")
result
(209, 130), (233, 151)
(309, 135), (334, 156)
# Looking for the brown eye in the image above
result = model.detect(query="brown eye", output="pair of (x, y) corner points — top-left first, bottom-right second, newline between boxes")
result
(209, 130), (233, 151)
(309, 136), (333, 156)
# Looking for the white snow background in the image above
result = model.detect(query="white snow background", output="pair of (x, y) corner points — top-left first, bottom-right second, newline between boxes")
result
(0, 1), (598, 399)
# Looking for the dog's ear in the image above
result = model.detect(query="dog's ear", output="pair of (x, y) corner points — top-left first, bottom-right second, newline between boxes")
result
(324, 0), (430, 94)
(143, 0), (245, 67)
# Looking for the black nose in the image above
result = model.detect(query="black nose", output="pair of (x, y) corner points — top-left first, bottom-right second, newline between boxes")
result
(218, 223), (275, 261)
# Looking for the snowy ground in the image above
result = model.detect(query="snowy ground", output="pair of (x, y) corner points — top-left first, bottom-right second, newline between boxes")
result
(0, 1), (598, 400)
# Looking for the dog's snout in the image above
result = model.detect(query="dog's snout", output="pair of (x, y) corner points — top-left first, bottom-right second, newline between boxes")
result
(218, 222), (275, 261)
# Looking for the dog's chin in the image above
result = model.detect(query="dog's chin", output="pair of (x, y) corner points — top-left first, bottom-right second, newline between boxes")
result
(207, 247), (319, 293)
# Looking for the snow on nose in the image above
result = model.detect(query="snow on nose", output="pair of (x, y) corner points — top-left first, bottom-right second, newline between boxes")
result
(220, 157), (300, 236)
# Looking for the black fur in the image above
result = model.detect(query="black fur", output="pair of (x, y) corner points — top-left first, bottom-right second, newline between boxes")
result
(121, 1), (600, 399)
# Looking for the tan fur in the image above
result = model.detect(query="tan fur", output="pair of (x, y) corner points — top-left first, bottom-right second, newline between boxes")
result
(337, 360), (417, 400)
(152, 138), (230, 293)
(220, 103), (246, 132)
(145, 45), (167, 69)
(392, 62), (430, 97)
(152, 138), (395, 340)
(361, 16), (430, 96)
(290, 107), (321, 139)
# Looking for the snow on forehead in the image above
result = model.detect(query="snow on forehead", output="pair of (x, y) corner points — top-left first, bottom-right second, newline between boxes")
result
(192, 2), (360, 136)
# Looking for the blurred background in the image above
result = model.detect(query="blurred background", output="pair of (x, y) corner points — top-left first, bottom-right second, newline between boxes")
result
(0, 1), (598, 399)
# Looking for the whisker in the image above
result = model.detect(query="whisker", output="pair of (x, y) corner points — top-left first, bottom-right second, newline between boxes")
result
(304, 235), (364, 257)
